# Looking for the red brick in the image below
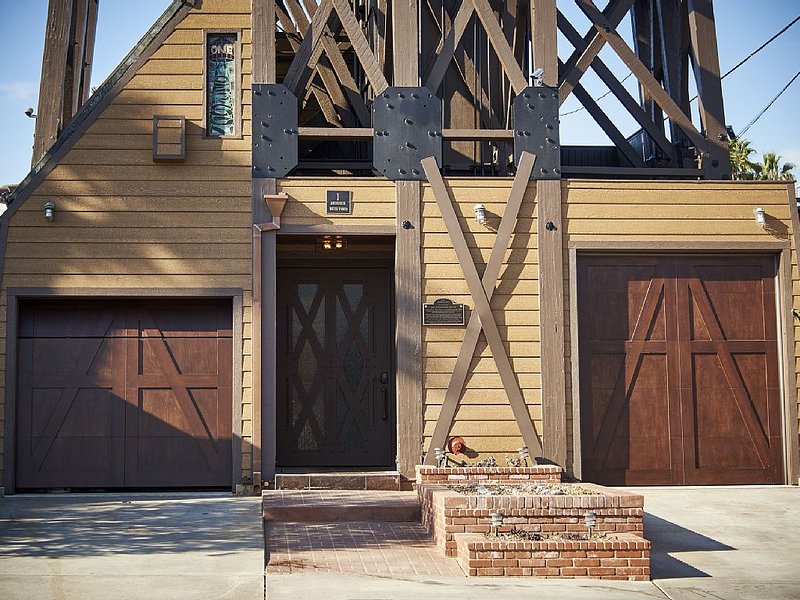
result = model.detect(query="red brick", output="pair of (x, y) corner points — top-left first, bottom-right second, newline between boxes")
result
(560, 551), (587, 558)
(615, 550), (646, 558)
(467, 560), (493, 568)
(545, 559), (572, 568)
(629, 558), (650, 566)
(476, 568), (505, 576)
(587, 551), (614, 558)
(505, 568), (526, 576)
(533, 568), (560, 576)
(587, 567), (616, 576)
(562, 567), (588, 576)
(492, 559), (519, 568)
(617, 567), (644, 576)
(601, 558), (629, 567)
(574, 559), (600, 567)
(518, 559), (546, 568)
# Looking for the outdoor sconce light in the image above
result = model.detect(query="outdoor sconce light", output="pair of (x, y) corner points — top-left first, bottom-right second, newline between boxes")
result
(532, 67), (545, 86)
(434, 446), (445, 468)
(474, 204), (487, 225)
(43, 200), (55, 222)
(584, 511), (597, 537)
(754, 207), (766, 228)
(489, 512), (504, 536)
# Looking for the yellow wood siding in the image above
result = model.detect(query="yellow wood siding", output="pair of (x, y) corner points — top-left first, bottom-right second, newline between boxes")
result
(421, 180), (540, 456)
(0, 0), (254, 483)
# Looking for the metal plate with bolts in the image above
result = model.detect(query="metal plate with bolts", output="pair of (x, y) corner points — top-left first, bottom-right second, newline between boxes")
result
(252, 84), (298, 178)
(513, 86), (560, 179)
(373, 87), (442, 180)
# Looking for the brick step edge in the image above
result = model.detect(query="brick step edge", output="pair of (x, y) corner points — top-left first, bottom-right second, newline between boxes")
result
(263, 505), (422, 523)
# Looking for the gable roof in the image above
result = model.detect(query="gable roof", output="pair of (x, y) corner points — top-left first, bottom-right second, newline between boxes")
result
(1, 0), (194, 224)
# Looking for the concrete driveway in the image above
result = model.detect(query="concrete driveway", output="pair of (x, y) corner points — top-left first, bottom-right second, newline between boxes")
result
(0, 493), (263, 600)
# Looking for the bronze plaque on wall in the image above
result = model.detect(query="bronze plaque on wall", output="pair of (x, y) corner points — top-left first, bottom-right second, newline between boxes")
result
(423, 298), (465, 326)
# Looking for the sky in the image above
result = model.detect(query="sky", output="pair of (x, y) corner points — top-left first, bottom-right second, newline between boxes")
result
(0, 0), (797, 186)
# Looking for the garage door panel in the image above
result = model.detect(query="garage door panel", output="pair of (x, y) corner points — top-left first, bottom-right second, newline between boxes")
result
(16, 299), (232, 490)
(19, 302), (127, 338)
(579, 255), (784, 486)
(130, 300), (233, 337)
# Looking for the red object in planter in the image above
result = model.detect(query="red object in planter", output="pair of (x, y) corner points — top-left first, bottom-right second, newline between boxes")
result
(447, 436), (465, 455)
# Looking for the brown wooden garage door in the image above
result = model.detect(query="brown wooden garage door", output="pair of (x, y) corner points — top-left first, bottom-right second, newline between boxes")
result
(15, 299), (232, 489)
(578, 256), (784, 485)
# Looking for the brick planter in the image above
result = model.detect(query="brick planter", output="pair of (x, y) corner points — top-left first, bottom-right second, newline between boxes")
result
(455, 532), (650, 580)
(419, 483), (644, 557)
(416, 465), (563, 486)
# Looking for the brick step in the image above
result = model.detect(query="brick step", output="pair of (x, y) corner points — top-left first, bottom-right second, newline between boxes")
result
(274, 471), (402, 491)
(263, 490), (421, 523)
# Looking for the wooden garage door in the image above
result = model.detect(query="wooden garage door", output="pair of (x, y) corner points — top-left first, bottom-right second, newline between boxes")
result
(16, 299), (232, 489)
(578, 256), (784, 485)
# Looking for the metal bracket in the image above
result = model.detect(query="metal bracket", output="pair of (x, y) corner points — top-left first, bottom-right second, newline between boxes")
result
(513, 86), (560, 179)
(252, 84), (298, 178)
(373, 87), (442, 180)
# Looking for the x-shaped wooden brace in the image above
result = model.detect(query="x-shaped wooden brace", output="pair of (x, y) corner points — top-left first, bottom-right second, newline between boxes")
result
(283, 0), (389, 96)
(421, 151), (542, 463)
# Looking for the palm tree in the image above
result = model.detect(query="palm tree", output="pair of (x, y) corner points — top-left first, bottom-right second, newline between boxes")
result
(754, 152), (795, 181)
(729, 138), (758, 180)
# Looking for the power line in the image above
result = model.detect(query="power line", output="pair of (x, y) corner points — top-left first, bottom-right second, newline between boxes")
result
(738, 70), (800, 138)
(562, 14), (799, 118)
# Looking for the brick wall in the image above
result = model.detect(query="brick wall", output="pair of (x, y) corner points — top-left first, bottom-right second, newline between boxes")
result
(455, 533), (650, 579)
(416, 465), (563, 485)
(420, 483), (644, 557)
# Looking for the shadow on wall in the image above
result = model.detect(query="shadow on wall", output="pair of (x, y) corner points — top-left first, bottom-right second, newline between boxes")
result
(645, 512), (734, 579)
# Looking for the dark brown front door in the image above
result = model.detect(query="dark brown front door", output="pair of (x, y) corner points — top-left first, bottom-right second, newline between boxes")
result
(277, 266), (395, 468)
(578, 256), (784, 485)
(16, 299), (232, 489)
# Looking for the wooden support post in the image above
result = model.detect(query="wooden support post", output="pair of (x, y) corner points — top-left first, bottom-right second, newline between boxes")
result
(252, 0), (277, 485)
(78, 0), (99, 107)
(394, 1), (422, 477)
(686, 0), (730, 179)
(395, 181), (423, 476)
(392, 0), (419, 85)
(532, 0), (567, 467)
(33, 0), (75, 165)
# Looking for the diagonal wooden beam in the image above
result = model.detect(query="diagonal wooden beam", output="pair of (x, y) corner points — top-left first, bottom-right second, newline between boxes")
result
(563, 60), (645, 167)
(422, 152), (542, 461)
(331, 0), (389, 93)
(424, 0), (475, 93)
(559, 0), (633, 105)
(283, 0), (334, 93)
(576, 0), (707, 151)
(557, 12), (678, 162)
(470, 0), (528, 94)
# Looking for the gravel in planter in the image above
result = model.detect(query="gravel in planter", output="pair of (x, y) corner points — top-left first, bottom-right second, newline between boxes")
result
(446, 482), (601, 496)
(488, 528), (610, 542)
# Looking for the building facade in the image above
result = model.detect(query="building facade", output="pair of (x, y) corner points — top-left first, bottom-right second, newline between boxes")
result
(0, 0), (797, 492)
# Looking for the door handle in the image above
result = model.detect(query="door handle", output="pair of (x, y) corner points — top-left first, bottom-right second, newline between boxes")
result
(382, 387), (389, 420)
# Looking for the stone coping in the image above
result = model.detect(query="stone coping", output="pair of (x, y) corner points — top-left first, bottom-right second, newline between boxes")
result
(455, 532), (650, 579)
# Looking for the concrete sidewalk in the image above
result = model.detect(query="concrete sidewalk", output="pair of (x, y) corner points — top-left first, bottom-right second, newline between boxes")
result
(267, 486), (800, 600)
(0, 493), (264, 600)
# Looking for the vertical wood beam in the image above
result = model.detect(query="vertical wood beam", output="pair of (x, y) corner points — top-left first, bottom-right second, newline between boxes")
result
(395, 181), (423, 477)
(78, 0), (99, 106)
(393, 0), (419, 85)
(394, 5), (421, 477)
(253, 0), (276, 84)
(252, 0), (277, 484)
(537, 179), (567, 467)
(531, 0), (566, 466)
(530, 0), (558, 86)
(686, 0), (730, 179)
(785, 184), (800, 485)
(33, 0), (75, 165)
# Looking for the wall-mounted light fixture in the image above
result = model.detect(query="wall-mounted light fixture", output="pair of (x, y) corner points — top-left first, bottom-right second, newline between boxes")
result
(754, 207), (766, 228)
(474, 203), (487, 225)
(317, 235), (346, 252)
(43, 200), (55, 222)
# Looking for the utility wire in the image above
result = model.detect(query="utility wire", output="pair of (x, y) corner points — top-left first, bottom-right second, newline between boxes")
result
(738, 70), (800, 138)
(562, 14), (800, 118)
